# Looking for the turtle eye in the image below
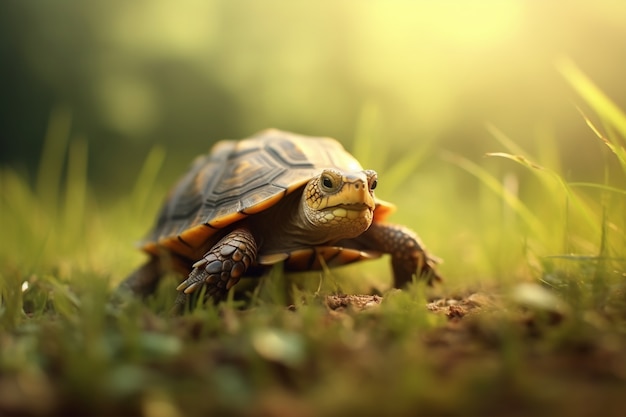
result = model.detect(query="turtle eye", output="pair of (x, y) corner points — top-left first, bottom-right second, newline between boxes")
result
(320, 171), (342, 192)
(365, 170), (378, 191)
(322, 175), (334, 190)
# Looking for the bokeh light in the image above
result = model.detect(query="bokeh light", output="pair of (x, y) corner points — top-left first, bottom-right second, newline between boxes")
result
(1, 0), (624, 191)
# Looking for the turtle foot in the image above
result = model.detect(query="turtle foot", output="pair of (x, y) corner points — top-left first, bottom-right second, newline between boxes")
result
(175, 227), (258, 301)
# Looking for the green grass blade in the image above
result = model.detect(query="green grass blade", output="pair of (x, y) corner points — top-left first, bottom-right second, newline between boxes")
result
(352, 101), (434, 196)
(131, 145), (166, 215)
(557, 57), (626, 141)
(577, 109), (626, 173)
(486, 124), (531, 158)
(36, 106), (72, 211)
(352, 101), (383, 169)
(486, 152), (601, 235)
(64, 137), (89, 244)
(568, 182), (626, 197)
(382, 144), (432, 196)
(442, 151), (544, 238)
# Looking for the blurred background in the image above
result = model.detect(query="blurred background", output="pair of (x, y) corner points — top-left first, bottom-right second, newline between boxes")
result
(1, 0), (625, 283)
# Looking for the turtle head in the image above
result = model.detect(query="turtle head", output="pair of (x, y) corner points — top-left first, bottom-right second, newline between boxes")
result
(301, 168), (377, 240)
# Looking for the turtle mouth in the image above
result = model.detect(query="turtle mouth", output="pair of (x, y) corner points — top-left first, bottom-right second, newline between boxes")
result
(333, 203), (373, 211)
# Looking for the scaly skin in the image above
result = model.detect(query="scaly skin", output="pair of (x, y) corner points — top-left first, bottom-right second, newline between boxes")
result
(340, 222), (442, 287)
(173, 227), (257, 308)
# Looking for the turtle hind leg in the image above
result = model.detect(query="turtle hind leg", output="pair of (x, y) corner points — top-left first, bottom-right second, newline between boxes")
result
(116, 256), (164, 298)
(174, 227), (258, 308)
(342, 222), (442, 288)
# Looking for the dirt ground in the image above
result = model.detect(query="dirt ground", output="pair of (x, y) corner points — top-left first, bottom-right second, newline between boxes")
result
(325, 291), (626, 416)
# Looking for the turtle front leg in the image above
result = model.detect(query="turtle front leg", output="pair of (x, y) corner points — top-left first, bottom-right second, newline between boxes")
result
(174, 227), (258, 308)
(348, 223), (442, 288)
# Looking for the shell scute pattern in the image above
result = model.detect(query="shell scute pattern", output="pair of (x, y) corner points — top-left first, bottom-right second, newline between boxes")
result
(144, 130), (364, 258)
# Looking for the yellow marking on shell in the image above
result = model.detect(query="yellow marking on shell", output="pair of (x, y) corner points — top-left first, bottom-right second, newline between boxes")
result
(286, 178), (312, 193)
(142, 242), (160, 256)
(208, 211), (246, 229)
(179, 224), (214, 248)
(234, 159), (252, 175)
(211, 139), (239, 155)
(145, 223), (219, 260)
(156, 238), (187, 255)
(241, 191), (285, 215)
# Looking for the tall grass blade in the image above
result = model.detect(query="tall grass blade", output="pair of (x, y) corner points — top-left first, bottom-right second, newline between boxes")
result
(442, 151), (544, 238)
(353, 102), (435, 196)
(0, 272), (23, 331)
(64, 137), (89, 244)
(131, 146), (166, 215)
(486, 152), (600, 234)
(36, 106), (72, 211)
(568, 182), (626, 197)
(485, 124), (530, 158)
(577, 109), (626, 173)
(352, 101), (383, 168)
(1, 169), (35, 232)
(0, 169), (49, 264)
(557, 57), (626, 141)
(382, 144), (432, 196)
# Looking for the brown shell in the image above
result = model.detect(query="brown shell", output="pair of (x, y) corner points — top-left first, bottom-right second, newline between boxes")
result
(142, 129), (394, 260)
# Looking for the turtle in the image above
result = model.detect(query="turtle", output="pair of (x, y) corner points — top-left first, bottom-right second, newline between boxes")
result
(119, 129), (442, 308)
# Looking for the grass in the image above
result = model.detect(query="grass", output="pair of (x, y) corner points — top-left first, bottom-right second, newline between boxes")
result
(1, 62), (626, 416)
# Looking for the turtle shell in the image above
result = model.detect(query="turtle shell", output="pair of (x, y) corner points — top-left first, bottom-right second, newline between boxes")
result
(142, 129), (394, 262)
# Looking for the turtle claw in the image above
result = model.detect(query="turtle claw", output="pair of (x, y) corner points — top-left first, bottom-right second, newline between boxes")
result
(226, 277), (239, 291)
(192, 258), (208, 269)
(176, 227), (258, 301)
(182, 281), (202, 294)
